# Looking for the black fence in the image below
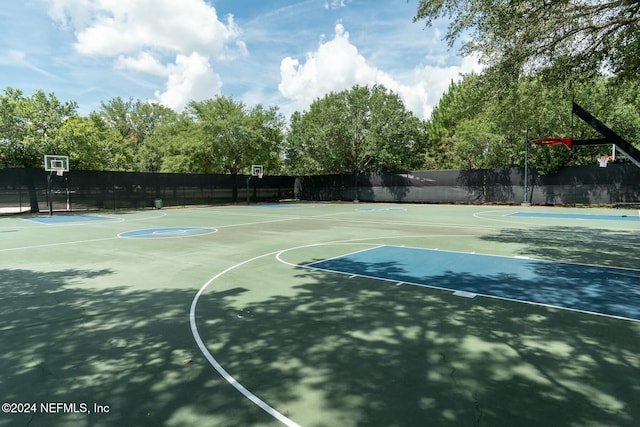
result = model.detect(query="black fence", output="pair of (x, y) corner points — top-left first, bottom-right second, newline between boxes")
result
(1, 164), (638, 214)
(295, 164), (640, 206)
(0, 168), (295, 213)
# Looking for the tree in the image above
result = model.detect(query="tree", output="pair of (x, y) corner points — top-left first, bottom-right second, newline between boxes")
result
(284, 85), (428, 175)
(414, 0), (640, 85)
(185, 96), (285, 201)
(426, 72), (640, 173)
(0, 87), (77, 168)
(149, 114), (207, 173)
(98, 97), (177, 171)
(55, 113), (132, 171)
(0, 87), (77, 212)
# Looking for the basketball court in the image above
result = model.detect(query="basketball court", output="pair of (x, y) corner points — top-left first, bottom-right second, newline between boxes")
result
(1, 203), (639, 426)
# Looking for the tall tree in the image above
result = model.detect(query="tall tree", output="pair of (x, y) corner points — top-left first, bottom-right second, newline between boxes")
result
(186, 96), (285, 201)
(285, 85), (428, 175)
(98, 97), (176, 171)
(0, 87), (77, 168)
(427, 73), (640, 173)
(0, 87), (77, 212)
(414, 0), (640, 86)
(55, 113), (131, 170)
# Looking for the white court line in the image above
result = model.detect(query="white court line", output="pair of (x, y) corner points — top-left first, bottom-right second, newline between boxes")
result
(20, 215), (125, 226)
(189, 251), (301, 427)
(0, 237), (119, 253)
(0, 217), (299, 252)
(192, 235), (449, 426)
(285, 244), (640, 324)
(0, 211), (168, 230)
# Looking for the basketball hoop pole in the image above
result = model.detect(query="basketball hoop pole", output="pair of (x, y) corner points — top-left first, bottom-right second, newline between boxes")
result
(47, 170), (54, 216)
(246, 175), (252, 205)
(523, 126), (529, 205)
(247, 165), (264, 205)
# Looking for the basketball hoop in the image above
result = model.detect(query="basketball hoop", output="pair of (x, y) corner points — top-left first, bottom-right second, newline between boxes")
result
(597, 155), (613, 168)
(44, 155), (69, 175)
(530, 137), (573, 149)
(251, 164), (264, 179)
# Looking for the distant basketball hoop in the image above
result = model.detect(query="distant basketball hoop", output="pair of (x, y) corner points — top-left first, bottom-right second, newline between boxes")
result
(247, 165), (264, 205)
(597, 155), (614, 168)
(43, 154), (70, 216)
(529, 137), (573, 149)
(251, 164), (264, 179)
(44, 154), (69, 175)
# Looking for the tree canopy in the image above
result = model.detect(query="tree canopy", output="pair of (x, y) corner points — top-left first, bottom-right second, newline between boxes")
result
(284, 85), (428, 175)
(0, 88), (77, 168)
(414, 0), (640, 85)
(427, 73), (640, 173)
(2, 74), (639, 177)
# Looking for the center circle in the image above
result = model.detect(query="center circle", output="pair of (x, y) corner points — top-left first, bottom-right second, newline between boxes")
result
(118, 227), (217, 239)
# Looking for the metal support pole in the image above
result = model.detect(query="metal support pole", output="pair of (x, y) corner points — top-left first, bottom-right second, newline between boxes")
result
(47, 171), (54, 216)
(523, 126), (530, 206)
(246, 176), (251, 205)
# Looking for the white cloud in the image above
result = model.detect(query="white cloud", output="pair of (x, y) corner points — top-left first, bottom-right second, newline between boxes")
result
(47, 0), (243, 110)
(278, 24), (483, 120)
(154, 52), (223, 111)
(324, 0), (348, 10)
(115, 52), (167, 76)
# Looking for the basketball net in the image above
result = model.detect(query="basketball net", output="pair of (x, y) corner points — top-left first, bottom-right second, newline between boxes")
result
(597, 155), (613, 168)
(55, 167), (64, 176)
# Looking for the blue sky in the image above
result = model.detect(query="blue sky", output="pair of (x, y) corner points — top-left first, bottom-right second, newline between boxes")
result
(0, 0), (480, 120)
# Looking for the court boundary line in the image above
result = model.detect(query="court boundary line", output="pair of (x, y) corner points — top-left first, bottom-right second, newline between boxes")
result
(189, 250), (302, 427)
(375, 244), (640, 273)
(21, 214), (124, 225)
(190, 234), (472, 427)
(117, 227), (218, 239)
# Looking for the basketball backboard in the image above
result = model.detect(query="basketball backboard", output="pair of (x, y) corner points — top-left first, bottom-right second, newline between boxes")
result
(44, 155), (69, 175)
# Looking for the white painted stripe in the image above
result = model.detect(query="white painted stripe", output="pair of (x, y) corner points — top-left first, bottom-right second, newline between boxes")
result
(189, 252), (301, 427)
(453, 291), (477, 298)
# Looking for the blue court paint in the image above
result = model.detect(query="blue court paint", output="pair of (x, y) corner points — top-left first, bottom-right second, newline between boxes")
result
(248, 204), (300, 209)
(356, 208), (406, 212)
(24, 214), (114, 224)
(119, 227), (217, 239)
(509, 211), (640, 222)
(307, 246), (640, 321)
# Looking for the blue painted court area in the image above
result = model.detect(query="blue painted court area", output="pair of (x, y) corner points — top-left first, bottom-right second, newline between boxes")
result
(119, 227), (217, 239)
(509, 211), (640, 222)
(248, 204), (299, 209)
(23, 214), (114, 224)
(356, 207), (406, 212)
(307, 246), (640, 321)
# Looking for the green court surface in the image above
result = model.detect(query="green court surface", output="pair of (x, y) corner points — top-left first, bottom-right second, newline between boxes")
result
(1, 203), (639, 427)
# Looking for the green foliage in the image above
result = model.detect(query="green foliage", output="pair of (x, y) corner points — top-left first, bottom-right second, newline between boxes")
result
(56, 114), (125, 170)
(3, 74), (639, 177)
(0, 87), (77, 168)
(98, 98), (177, 171)
(414, 0), (640, 87)
(284, 85), (428, 174)
(185, 96), (285, 175)
(427, 74), (640, 173)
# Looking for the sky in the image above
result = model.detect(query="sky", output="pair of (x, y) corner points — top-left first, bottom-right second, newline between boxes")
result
(0, 0), (482, 121)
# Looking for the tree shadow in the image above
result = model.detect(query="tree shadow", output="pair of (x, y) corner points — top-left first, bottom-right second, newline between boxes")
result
(0, 267), (276, 427)
(479, 226), (640, 269)
(5, 257), (638, 427)
(195, 262), (640, 427)
(307, 250), (640, 321)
